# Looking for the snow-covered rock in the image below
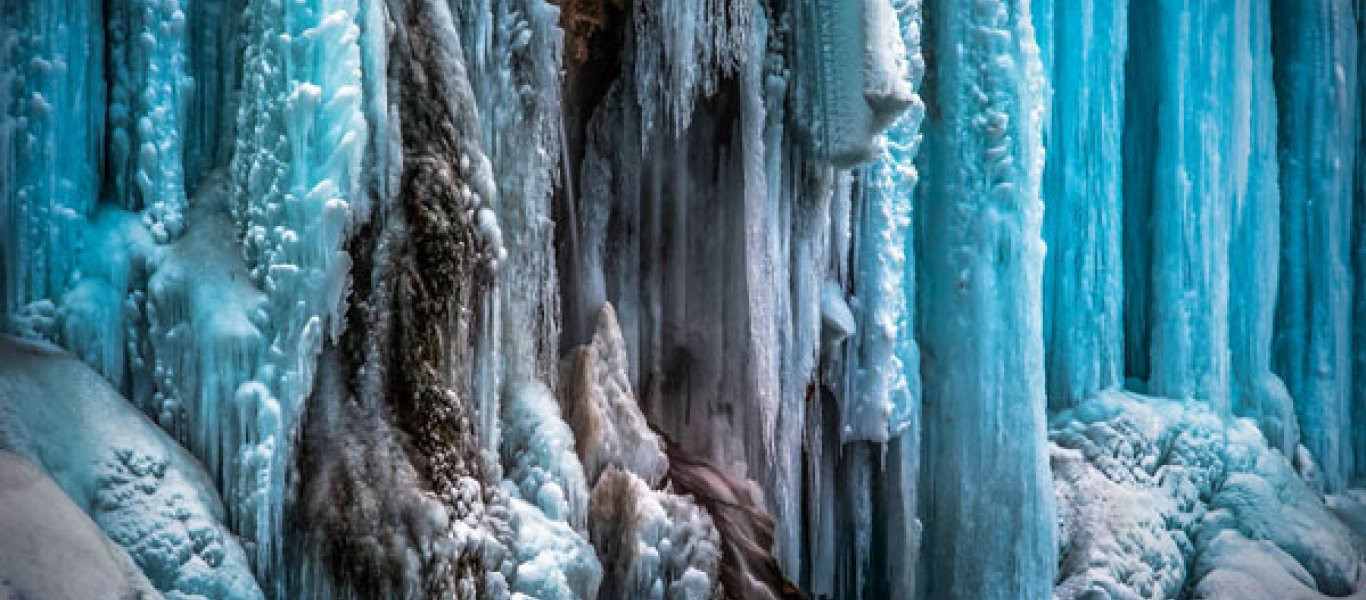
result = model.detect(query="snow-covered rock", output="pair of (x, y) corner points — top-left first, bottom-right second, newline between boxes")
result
(0, 335), (262, 599)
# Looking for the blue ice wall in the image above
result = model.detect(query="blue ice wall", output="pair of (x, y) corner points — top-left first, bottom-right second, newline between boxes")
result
(1038, 0), (1126, 410)
(1272, 0), (1359, 492)
(915, 0), (1055, 597)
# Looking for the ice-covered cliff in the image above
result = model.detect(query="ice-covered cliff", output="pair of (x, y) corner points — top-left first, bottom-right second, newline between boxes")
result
(5, 0), (1366, 599)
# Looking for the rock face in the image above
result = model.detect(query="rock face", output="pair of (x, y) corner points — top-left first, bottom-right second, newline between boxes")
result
(0, 450), (161, 600)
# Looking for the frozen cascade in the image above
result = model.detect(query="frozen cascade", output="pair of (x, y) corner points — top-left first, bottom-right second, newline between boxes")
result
(11, 0), (1366, 598)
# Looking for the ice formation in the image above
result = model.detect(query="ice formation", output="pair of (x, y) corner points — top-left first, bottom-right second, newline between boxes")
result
(7, 0), (1366, 598)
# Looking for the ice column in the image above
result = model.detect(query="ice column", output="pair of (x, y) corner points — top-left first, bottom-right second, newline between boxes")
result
(1271, 0), (1358, 491)
(1037, 0), (1126, 409)
(0, 0), (104, 318)
(915, 0), (1054, 597)
(846, 0), (924, 443)
(1124, 0), (1240, 408)
(1230, 0), (1295, 454)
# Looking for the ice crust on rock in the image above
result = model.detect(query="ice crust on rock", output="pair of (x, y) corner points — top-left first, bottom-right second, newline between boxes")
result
(0, 450), (163, 600)
(0, 336), (262, 599)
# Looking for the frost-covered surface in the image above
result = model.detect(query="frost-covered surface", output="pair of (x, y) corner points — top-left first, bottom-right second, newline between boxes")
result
(0, 450), (163, 600)
(11, 0), (1366, 598)
(562, 304), (724, 598)
(0, 336), (261, 599)
(1053, 390), (1366, 600)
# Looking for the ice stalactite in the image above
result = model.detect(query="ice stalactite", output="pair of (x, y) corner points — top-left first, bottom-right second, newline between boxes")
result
(915, 0), (1054, 598)
(1272, 0), (1359, 493)
(1037, 0), (1126, 410)
(457, 0), (565, 390)
(105, 0), (191, 238)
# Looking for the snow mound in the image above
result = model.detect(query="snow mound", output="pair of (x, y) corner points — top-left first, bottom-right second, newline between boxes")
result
(0, 450), (162, 600)
(1053, 390), (1366, 600)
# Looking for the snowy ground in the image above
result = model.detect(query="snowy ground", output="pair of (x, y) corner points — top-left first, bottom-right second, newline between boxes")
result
(1053, 390), (1366, 600)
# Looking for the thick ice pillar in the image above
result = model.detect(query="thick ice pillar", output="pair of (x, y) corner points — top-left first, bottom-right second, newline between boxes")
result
(1272, 0), (1357, 491)
(847, 0), (923, 443)
(0, 0), (104, 317)
(915, 0), (1054, 597)
(1124, 0), (1240, 408)
(1037, 0), (1126, 409)
(1230, 0), (1296, 454)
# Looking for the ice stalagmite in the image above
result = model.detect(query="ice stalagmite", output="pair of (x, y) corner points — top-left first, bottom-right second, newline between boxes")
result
(1037, 0), (1126, 410)
(1272, 0), (1359, 492)
(915, 0), (1054, 598)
